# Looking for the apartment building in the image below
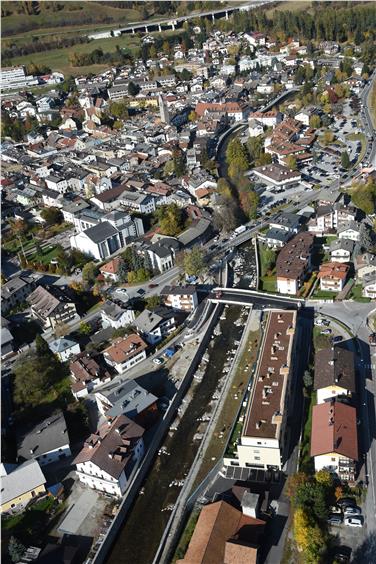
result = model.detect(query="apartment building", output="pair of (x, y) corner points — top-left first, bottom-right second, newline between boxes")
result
(318, 262), (349, 293)
(233, 310), (297, 470)
(27, 285), (79, 330)
(276, 232), (314, 295)
(74, 415), (144, 497)
(103, 334), (147, 374)
(314, 346), (356, 405)
(311, 400), (358, 482)
(70, 353), (111, 399)
(161, 285), (198, 312)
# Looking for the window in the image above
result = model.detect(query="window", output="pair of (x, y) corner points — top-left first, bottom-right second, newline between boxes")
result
(254, 456), (261, 461)
(331, 457), (336, 462)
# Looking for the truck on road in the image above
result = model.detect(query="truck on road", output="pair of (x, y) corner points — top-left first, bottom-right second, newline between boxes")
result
(233, 225), (247, 237)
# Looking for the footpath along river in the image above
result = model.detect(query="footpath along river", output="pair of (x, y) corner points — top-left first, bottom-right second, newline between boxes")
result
(106, 305), (244, 564)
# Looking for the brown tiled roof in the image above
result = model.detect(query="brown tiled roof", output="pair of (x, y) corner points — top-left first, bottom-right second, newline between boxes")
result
(70, 353), (111, 391)
(103, 334), (147, 364)
(243, 310), (296, 440)
(314, 347), (355, 392)
(310, 401), (358, 461)
(74, 415), (144, 478)
(178, 501), (264, 564)
(100, 257), (122, 275)
(92, 185), (126, 203)
(276, 232), (314, 281)
(318, 262), (349, 282)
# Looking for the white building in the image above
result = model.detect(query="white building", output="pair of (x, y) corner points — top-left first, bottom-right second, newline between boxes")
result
(45, 175), (68, 194)
(161, 285), (198, 312)
(225, 311), (296, 470)
(248, 118), (264, 138)
(49, 337), (80, 362)
(103, 334), (147, 374)
(74, 415), (144, 497)
(70, 221), (122, 261)
(101, 300), (136, 329)
(134, 307), (176, 345)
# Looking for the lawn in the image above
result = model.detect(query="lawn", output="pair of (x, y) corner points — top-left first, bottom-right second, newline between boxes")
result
(299, 390), (316, 474)
(172, 508), (200, 562)
(259, 275), (277, 293)
(350, 284), (370, 303)
(311, 287), (337, 300)
(266, 0), (312, 17)
(258, 242), (277, 293)
(313, 326), (332, 351)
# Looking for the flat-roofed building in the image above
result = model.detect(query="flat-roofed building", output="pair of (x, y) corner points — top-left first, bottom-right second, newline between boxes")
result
(235, 310), (297, 470)
(253, 163), (301, 187)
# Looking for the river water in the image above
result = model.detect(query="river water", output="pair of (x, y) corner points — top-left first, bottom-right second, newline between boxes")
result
(106, 305), (244, 564)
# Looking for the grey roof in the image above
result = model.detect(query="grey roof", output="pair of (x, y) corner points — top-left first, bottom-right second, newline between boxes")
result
(363, 271), (376, 286)
(330, 238), (355, 253)
(338, 220), (362, 234)
(177, 218), (211, 247)
(269, 212), (301, 231)
(265, 228), (291, 243)
(17, 411), (70, 462)
(0, 460), (46, 506)
(1, 327), (14, 346)
(2, 275), (33, 300)
(135, 309), (163, 333)
(27, 286), (73, 318)
(148, 243), (172, 259)
(101, 300), (129, 322)
(97, 379), (157, 419)
(161, 285), (198, 296)
(49, 337), (78, 354)
(84, 221), (118, 244)
(135, 306), (174, 333)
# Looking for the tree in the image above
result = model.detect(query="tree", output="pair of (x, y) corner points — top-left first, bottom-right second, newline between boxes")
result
(315, 469), (333, 487)
(13, 352), (59, 407)
(35, 334), (50, 357)
(79, 322), (92, 335)
(82, 261), (99, 287)
(341, 151), (350, 169)
(188, 110), (197, 122)
(255, 152), (272, 166)
(293, 508), (326, 562)
(322, 129), (335, 145)
(8, 537), (26, 563)
(164, 160), (175, 176)
(262, 245), (276, 272)
(239, 190), (259, 220)
(309, 114), (321, 129)
(183, 248), (206, 278)
(351, 179), (376, 215)
(286, 472), (309, 501)
(295, 480), (329, 521)
(226, 138), (249, 175)
(128, 81), (140, 97)
(54, 322), (70, 338)
(303, 370), (313, 388)
(217, 177), (232, 199)
(145, 295), (161, 310)
(285, 155), (297, 171)
(156, 204), (184, 237)
(40, 206), (63, 226)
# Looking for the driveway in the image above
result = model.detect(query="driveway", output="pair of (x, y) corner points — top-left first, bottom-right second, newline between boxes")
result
(57, 481), (109, 537)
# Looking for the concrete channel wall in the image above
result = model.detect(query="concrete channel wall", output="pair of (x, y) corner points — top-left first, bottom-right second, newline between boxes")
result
(92, 302), (224, 564)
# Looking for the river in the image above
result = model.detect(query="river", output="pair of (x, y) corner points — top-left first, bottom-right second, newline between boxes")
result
(106, 305), (244, 564)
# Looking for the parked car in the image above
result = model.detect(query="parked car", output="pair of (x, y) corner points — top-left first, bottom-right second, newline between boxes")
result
(321, 328), (332, 335)
(148, 283), (159, 288)
(153, 357), (164, 365)
(117, 288), (128, 295)
(332, 335), (343, 344)
(344, 516), (363, 527)
(137, 288), (146, 296)
(333, 546), (351, 563)
(337, 498), (357, 508)
(328, 514), (343, 525)
(329, 505), (342, 514)
(344, 506), (361, 516)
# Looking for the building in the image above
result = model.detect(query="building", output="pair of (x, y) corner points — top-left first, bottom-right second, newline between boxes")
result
(100, 257), (123, 282)
(338, 221), (363, 242)
(1, 65), (35, 90)
(70, 353), (111, 399)
(276, 232), (314, 295)
(134, 307), (176, 345)
(49, 337), (80, 362)
(1, 275), (34, 314)
(311, 400), (358, 482)
(363, 272), (376, 299)
(101, 300), (136, 329)
(158, 94), (170, 124)
(253, 163), (301, 187)
(330, 239), (354, 263)
(103, 334), (147, 374)
(70, 221), (122, 261)
(74, 415), (144, 497)
(161, 285), (198, 312)
(27, 286), (79, 330)
(95, 379), (158, 423)
(1, 460), (46, 513)
(17, 411), (71, 467)
(264, 228), (291, 249)
(147, 242), (175, 273)
(355, 253), (376, 280)
(314, 347), (356, 404)
(318, 262), (349, 293)
(177, 499), (265, 564)
(232, 310), (296, 470)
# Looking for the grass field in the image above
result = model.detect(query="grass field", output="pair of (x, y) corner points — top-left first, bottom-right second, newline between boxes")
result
(266, 0), (312, 18)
